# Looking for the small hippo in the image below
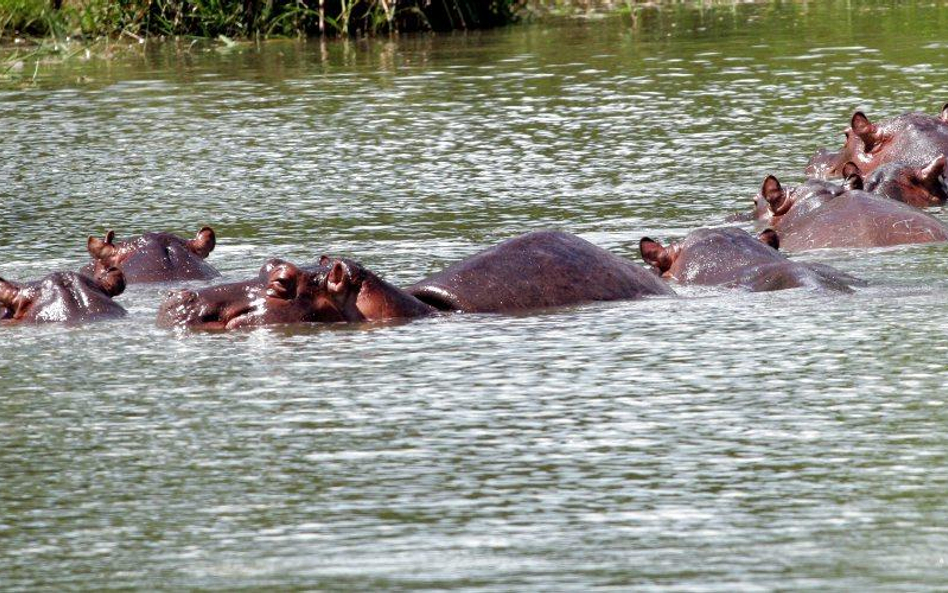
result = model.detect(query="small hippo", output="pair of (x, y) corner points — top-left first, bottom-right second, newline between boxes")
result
(0, 265), (126, 324)
(862, 156), (948, 207)
(84, 227), (220, 283)
(406, 230), (675, 313)
(638, 227), (859, 292)
(806, 105), (948, 179)
(158, 258), (434, 330)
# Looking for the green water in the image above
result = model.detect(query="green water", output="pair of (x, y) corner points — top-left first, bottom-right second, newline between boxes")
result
(4, 1), (948, 589)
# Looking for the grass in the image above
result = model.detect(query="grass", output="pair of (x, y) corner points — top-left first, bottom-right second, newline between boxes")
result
(0, 0), (520, 40)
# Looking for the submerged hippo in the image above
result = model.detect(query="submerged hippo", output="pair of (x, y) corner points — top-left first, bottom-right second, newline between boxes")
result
(158, 258), (435, 329)
(754, 166), (861, 229)
(638, 227), (859, 292)
(0, 266), (126, 324)
(862, 156), (948, 207)
(406, 230), (674, 313)
(774, 189), (948, 251)
(806, 106), (948, 179)
(84, 227), (219, 283)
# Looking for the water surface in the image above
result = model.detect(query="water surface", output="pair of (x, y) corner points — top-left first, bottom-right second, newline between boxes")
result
(4, 2), (948, 589)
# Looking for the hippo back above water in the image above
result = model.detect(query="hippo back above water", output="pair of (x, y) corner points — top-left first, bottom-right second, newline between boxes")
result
(639, 227), (859, 292)
(84, 227), (220, 283)
(406, 230), (674, 313)
(776, 190), (948, 251)
(0, 266), (126, 324)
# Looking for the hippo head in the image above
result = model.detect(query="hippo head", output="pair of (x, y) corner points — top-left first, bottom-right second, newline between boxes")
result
(640, 230), (779, 277)
(804, 111), (880, 179)
(320, 258), (435, 322)
(87, 227), (218, 283)
(0, 266), (125, 323)
(157, 259), (340, 329)
(158, 257), (434, 329)
(756, 168), (858, 223)
(863, 155), (948, 207)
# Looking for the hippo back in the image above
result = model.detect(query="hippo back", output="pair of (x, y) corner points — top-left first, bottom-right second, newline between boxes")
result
(776, 180), (846, 228)
(778, 190), (948, 251)
(21, 272), (126, 324)
(670, 227), (785, 284)
(407, 231), (674, 313)
(117, 234), (219, 283)
(667, 227), (854, 293)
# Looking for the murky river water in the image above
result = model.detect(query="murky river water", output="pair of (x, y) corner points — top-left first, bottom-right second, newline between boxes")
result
(4, 2), (948, 589)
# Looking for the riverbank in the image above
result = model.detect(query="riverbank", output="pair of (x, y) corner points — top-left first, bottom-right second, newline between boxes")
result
(1, 0), (534, 41)
(1, 0), (636, 41)
(0, 0), (632, 83)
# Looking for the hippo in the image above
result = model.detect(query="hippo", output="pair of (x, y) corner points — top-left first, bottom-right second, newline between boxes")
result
(753, 166), (861, 229)
(158, 258), (435, 329)
(773, 189), (948, 251)
(406, 230), (674, 313)
(806, 105), (948, 179)
(0, 265), (126, 324)
(638, 227), (859, 292)
(862, 156), (948, 207)
(84, 227), (219, 283)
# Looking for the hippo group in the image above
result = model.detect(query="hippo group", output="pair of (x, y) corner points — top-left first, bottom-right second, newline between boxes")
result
(4, 103), (948, 329)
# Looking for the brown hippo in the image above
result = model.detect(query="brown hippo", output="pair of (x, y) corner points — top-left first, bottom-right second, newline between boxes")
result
(806, 105), (948, 179)
(754, 167), (861, 229)
(157, 258), (435, 329)
(638, 227), (859, 292)
(862, 156), (948, 207)
(774, 189), (948, 251)
(0, 265), (126, 324)
(406, 230), (674, 313)
(84, 227), (219, 283)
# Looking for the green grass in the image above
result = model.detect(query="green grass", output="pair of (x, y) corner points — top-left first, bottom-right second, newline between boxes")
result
(0, 0), (520, 41)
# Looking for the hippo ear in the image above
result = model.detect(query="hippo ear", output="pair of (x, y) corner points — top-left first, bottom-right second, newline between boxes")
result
(319, 255), (331, 266)
(0, 277), (30, 319)
(187, 226), (216, 259)
(87, 230), (116, 261)
(761, 175), (789, 214)
(851, 111), (879, 152)
(761, 175), (783, 202)
(941, 102), (948, 123)
(326, 260), (352, 295)
(96, 266), (126, 298)
(842, 172), (864, 191)
(0, 277), (19, 308)
(758, 228), (780, 251)
(919, 155), (947, 183)
(266, 263), (301, 300)
(639, 238), (670, 273)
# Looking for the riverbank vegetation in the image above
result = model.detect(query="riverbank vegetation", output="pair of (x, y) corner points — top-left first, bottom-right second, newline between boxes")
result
(0, 0), (522, 40)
